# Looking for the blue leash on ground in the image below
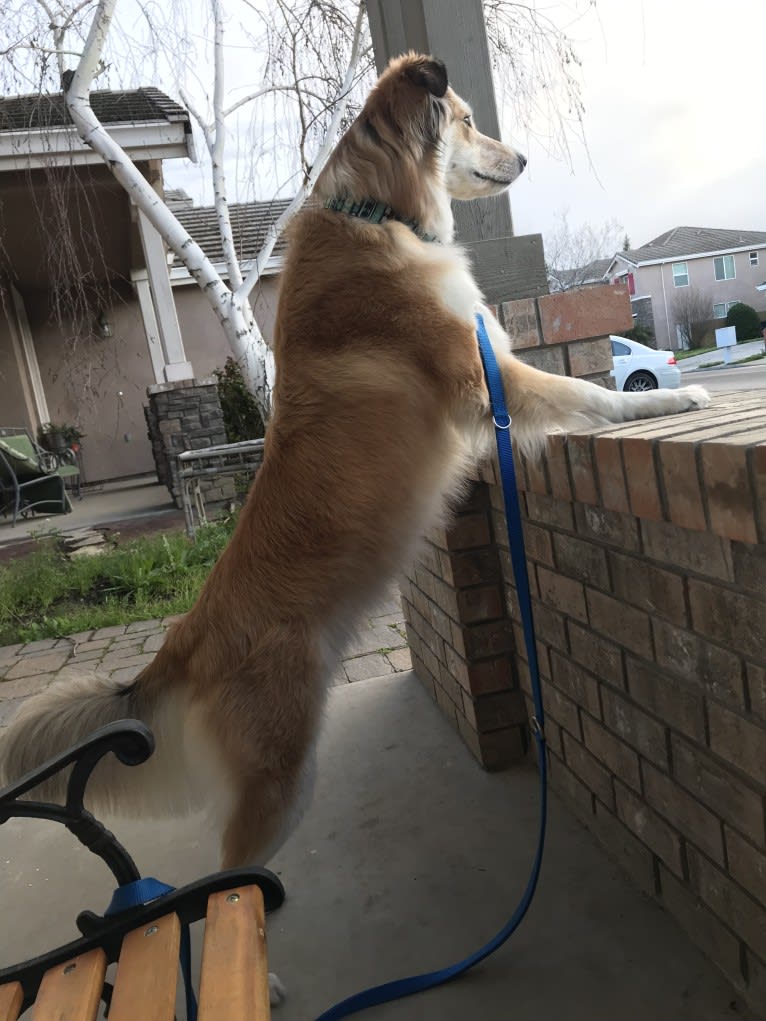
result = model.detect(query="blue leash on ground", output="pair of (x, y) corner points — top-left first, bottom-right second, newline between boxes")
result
(313, 312), (548, 1021)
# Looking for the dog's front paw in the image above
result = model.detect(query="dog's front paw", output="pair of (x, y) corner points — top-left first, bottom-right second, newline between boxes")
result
(269, 972), (287, 1006)
(678, 384), (711, 411)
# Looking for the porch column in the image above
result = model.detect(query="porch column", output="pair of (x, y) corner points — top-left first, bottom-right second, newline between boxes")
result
(7, 283), (50, 430)
(132, 275), (166, 385)
(136, 209), (194, 382)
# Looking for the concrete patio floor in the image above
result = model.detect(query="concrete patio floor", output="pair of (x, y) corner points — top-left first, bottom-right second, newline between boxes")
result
(0, 672), (755, 1020)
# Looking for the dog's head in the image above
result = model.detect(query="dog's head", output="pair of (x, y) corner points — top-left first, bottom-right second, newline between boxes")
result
(366, 53), (526, 201)
(316, 52), (525, 240)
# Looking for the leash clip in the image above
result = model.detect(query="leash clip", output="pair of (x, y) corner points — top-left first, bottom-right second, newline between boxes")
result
(493, 413), (512, 431)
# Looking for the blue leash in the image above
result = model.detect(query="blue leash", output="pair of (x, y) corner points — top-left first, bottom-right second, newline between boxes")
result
(106, 877), (198, 1021)
(313, 312), (548, 1021)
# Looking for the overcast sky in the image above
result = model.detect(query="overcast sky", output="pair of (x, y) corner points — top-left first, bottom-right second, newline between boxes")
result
(508, 0), (766, 249)
(163, 0), (766, 255)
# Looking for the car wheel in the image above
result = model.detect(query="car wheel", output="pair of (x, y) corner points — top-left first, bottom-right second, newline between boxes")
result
(624, 371), (658, 392)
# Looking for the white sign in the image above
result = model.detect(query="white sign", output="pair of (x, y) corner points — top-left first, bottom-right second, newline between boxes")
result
(715, 326), (737, 348)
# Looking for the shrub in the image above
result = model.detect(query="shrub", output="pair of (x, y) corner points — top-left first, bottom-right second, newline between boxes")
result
(726, 302), (762, 342)
(213, 358), (265, 442)
(623, 324), (655, 348)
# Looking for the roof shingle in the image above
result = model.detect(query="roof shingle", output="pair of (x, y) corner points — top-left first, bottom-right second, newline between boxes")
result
(174, 198), (293, 264)
(0, 87), (188, 133)
(620, 226), (766, 265)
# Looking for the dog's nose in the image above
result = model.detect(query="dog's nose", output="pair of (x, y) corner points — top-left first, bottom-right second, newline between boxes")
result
(517, 152), (527, 170)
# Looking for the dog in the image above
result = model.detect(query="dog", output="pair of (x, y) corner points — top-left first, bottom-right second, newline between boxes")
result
(0, 54), (709, 875)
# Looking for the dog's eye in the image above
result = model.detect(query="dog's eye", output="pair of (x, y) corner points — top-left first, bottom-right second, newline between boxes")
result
(463, 115), (473, 127)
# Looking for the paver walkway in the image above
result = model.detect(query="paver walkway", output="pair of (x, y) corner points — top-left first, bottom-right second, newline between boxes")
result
(0, 588), (411, 728)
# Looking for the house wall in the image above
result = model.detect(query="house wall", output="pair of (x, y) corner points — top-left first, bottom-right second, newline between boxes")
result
(617, 249), (766, 350)
(22, 274), (281, 484)
(0, 312), (32, 426)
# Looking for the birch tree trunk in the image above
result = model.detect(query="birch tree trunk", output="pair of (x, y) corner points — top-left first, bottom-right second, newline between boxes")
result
(64, 0), (366, 422)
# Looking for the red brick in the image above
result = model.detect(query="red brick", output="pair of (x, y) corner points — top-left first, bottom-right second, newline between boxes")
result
(499, 296), (540, 348)
(609, 551), (687, 627)
(546, 435), (573, 502)
(687, 845), (766, 960)
(574, 502), (640, 552)
(658, 441), (707, 532)
(463, 689), (528, 733)
(520, 453), (549, 495)
(548, 750), (595, 820)
(445, 512), (492, 551)
(446, 548), (501, 588)
(725, 826), (766, 908)
(525, 492), (575, 532)
(586, 588), (653, 658)
(464, 657), (516, 697)
(568, 621), (624, 689)
(456, 713), (525, 770)
(581, 713), (641, 790)
(671, 735), (765, 846)
(542, 683), (581, 738)
(708, 702), (766, 788)
(601, 688), (668, 767)
(455, 584), (504, 624)
(689, 580), (766, 663)
(732, 542), (766, 598)
(657, 864), (743, 988)
(538, 284), (632, 344)
(642, 761), (724, 864)
(566, 434), (600, 504)
(529, 602), (569, 652)
(622, 437), (663, 521)
(457, 619), (515, 660)
(701, 440), (758, 543)
(457, 482), (490, 514)
(749, 662), (766, 723)
(615, 781), (683, 876)
(552, 533), (609, 588)
(625, 656), (706, 743)
(652, 619), (745, 709)
(562, 731), (614, 807)
(754, 443), (766, 544)
(411, 650), (437, 701)
(594, 436), (630, 514)
(437, 663), (467, 711)
(522, 523), (554, 567)
(641, 519), (733, 581)
(537, 566), (588, 622)
(591, 799), (657, 896)
(549, 649), (602, 717)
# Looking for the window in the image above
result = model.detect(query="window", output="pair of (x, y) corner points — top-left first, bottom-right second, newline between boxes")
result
(611, 340), (631, 356)
(713, 300), (740, 318)
(750, 251), (760, 267)
(672, 262), (689, 287)
(714, 255), (735, 280)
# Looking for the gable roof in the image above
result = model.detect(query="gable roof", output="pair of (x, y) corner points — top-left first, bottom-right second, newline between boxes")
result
(0, 87), (189, 133)
(618, 226), (766, 266)
(550, 257), (611, 290)
(174, 198), (294, 266)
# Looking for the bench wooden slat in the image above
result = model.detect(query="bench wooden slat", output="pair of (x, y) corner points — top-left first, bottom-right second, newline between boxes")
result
(198, 886), (270, 1021)
(109, 912), (181, 1021)
(0, 982), (22, 1021)
(32, 948), (106, 1021)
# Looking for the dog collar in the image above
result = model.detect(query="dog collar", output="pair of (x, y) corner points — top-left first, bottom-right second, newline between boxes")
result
(324, 196), (439, 243)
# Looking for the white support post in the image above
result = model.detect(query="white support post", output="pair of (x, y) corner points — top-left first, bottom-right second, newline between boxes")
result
(136, 209), (194, 382)
(133, 276), (166, 384)
(10, 283), (50, 429)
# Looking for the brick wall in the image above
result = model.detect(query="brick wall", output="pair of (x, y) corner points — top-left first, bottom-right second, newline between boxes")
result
(510, 394), (766, 1011)
(401, 283), (766, 1013)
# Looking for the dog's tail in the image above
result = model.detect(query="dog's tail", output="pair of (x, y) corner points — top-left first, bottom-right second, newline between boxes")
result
(0, 667), (214, 818)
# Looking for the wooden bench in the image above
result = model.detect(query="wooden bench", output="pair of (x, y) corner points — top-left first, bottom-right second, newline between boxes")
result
(0, 721), (284, 1020)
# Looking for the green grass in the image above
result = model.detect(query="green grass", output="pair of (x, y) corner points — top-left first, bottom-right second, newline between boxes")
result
(675, 344), (717, 360)
(0, 516), (237, 646)
(737, 352), (766, 364)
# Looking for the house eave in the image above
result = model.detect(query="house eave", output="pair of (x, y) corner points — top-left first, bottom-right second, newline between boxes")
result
(621, 241), (766, 268)
(0, 120), (195, 172)
(131, 255), (284, 288)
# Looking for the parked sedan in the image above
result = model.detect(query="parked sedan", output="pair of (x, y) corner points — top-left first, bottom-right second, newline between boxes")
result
(610, 336), (681, 392)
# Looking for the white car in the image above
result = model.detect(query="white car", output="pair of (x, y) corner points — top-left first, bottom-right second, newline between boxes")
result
(610, 335), (682, 392)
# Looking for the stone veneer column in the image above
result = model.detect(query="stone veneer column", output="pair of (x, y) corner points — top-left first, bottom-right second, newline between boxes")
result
(401, 284), (633, 769)
(144, 377), (235, 509)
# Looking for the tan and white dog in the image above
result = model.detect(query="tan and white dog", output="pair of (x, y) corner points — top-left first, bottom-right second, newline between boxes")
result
(0, 55), (709, 874)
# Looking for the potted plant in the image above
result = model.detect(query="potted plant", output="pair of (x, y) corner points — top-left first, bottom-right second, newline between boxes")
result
(38, 422), (85, 455)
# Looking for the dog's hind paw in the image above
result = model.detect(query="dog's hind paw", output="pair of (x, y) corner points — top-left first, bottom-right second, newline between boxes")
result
(269, 972), (287, 1006)
(678, 384), (711, 411)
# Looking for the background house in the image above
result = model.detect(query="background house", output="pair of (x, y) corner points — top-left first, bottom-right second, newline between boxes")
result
(0, 88), (287, 485)
(606, 226), (766, 349)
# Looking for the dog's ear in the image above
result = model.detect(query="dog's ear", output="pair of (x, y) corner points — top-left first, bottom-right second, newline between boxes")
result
(403, 56), (448, 98)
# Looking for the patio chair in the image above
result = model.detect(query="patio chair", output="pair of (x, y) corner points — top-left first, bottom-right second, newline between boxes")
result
(0, 427), (78, 526)
(0, 720), (284, 1020)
